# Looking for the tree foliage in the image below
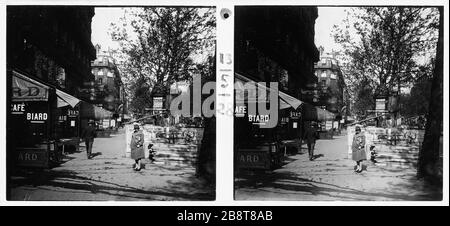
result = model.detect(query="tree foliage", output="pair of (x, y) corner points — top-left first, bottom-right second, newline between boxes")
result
(417, 7), (443, 184)
(110, 7), (216, 113)
(399, 63), (434, 117)
(332, 7), (439, 115)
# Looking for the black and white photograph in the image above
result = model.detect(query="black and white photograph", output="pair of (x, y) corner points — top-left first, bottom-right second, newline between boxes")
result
(5, 5), (216, 201)
(234, 6), (444, 201)
(1, 0), (448, 209)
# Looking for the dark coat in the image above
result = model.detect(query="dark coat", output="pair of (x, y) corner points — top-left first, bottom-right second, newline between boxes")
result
(130, 130), (145, 160)
(352, 132), (367, 161)
(304, 124), (317, 144)
(81, 125), (97, 141)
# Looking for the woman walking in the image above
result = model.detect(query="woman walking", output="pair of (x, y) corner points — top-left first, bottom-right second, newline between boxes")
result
(130, 124), (145, 171)
(352, 126), (366, 173)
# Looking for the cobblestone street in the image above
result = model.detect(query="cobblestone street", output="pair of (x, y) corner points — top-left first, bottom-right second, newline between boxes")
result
(235, 132), (442, 201)
(9, 129), (214, 201)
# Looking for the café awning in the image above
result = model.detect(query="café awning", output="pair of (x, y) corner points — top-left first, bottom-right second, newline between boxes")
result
(80, 101), (113, 120)
(234, 73), (336, 121)
(235, 73), (303, 110)
(11, 70), (49, 101)
(301, 103), (336, 121)
(56, 89), (81, 108)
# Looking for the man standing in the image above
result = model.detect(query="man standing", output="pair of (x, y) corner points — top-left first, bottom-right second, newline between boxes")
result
(304, 121), (317, 161)
(81, 120), (97, 159)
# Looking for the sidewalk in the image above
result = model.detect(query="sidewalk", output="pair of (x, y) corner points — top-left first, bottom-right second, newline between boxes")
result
(235, 133), (442, 201)
(8, 129), (214, 201)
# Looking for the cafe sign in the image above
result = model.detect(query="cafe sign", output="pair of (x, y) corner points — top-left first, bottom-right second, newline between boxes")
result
(11, 103), (26, 115)
(12, 71), (49, 101)
(290, 111), (301, 119)
(16, 148), (49, 168)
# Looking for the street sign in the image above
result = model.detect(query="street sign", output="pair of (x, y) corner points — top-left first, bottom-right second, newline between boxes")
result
(153, 97), (164, 109)
(375, 98), (386, 111)
(326, 121), (332, 130)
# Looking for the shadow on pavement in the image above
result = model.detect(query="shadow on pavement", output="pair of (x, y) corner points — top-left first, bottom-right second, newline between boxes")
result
(235, 169), (441, 201)
(312, 154), (324, 160)
(90, 152), (102, 158)
(9, 168), (214, 201)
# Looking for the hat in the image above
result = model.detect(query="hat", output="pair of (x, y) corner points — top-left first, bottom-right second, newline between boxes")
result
(355, 126), (361, 132)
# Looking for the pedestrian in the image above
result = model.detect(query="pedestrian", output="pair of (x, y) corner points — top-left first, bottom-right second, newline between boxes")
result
(130, 123), (145, 171)
(304, 121), (317, 161)
(81, 120), (97, 159)
(352, 126), (367, 173)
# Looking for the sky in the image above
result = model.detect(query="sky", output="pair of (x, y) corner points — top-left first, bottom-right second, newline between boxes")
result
(91, 7), (124, 51)
(92, 7), (349, 54)
(315, 7), (348, 53)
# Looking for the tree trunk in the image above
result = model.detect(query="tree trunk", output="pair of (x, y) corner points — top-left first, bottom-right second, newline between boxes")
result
(417, 7), (443, 185)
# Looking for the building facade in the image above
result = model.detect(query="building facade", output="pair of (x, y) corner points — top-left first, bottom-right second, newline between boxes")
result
(91, 44), (126, 122)
(234, 6), (320, 157)
(7, 6), (96, 98)
(7, 6), (97, 169)
(314, 48), (347, 120)
(235, 6), (320, 98)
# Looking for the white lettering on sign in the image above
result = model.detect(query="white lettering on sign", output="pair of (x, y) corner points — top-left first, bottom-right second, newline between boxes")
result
(67, 110), (79, 116)
(240, 154), (260, 163)
(18, 153), (38, 161)
(248, 115), (269, 123)
(27, 113), (48, 121)
(11, 103), (26, 112)
(290, 111), (301, 118)
(235, 105), (247, 114)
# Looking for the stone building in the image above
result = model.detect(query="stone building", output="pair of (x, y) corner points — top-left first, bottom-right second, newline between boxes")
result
(235, 6), (320, 98)
(234, 6), (321, 167)
(313, 47), (347, 119)
(6, 6), (97, 169)
(91, 44), (126, 120)
(7, 6), (96, 99)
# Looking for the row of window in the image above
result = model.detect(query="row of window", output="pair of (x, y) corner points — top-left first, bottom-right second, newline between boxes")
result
(315, 70), (337, 79)
(319, 58), (338, 65)
(92, 68), (114, 78)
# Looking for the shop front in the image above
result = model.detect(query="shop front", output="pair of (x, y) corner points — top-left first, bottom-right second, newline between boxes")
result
(54, 89), (82, 155)
(9, 70), (86, 167)
(234, 73), (303, 170)
(10, 70), (55, 168)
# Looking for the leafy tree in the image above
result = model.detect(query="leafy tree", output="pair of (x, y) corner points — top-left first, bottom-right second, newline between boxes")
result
(332, 7), (439, 112)
(110, 7), (216, 113)
(352, 78), (375, 118)
(417, 7), (443, 185)
(399, 63), (433, 117)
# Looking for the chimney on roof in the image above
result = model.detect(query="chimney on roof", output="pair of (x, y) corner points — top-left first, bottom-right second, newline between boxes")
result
(95, 44), (101, 55)
(318, 46), (325, 57)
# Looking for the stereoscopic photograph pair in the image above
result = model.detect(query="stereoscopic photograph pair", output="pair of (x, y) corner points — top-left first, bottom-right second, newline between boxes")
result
(5, 5), (444, 202)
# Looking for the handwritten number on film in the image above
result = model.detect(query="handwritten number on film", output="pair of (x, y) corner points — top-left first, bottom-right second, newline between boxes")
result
(218, 103), (234, 116)
(218, 52), (232, 116)
(219, 53), (232, 65)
